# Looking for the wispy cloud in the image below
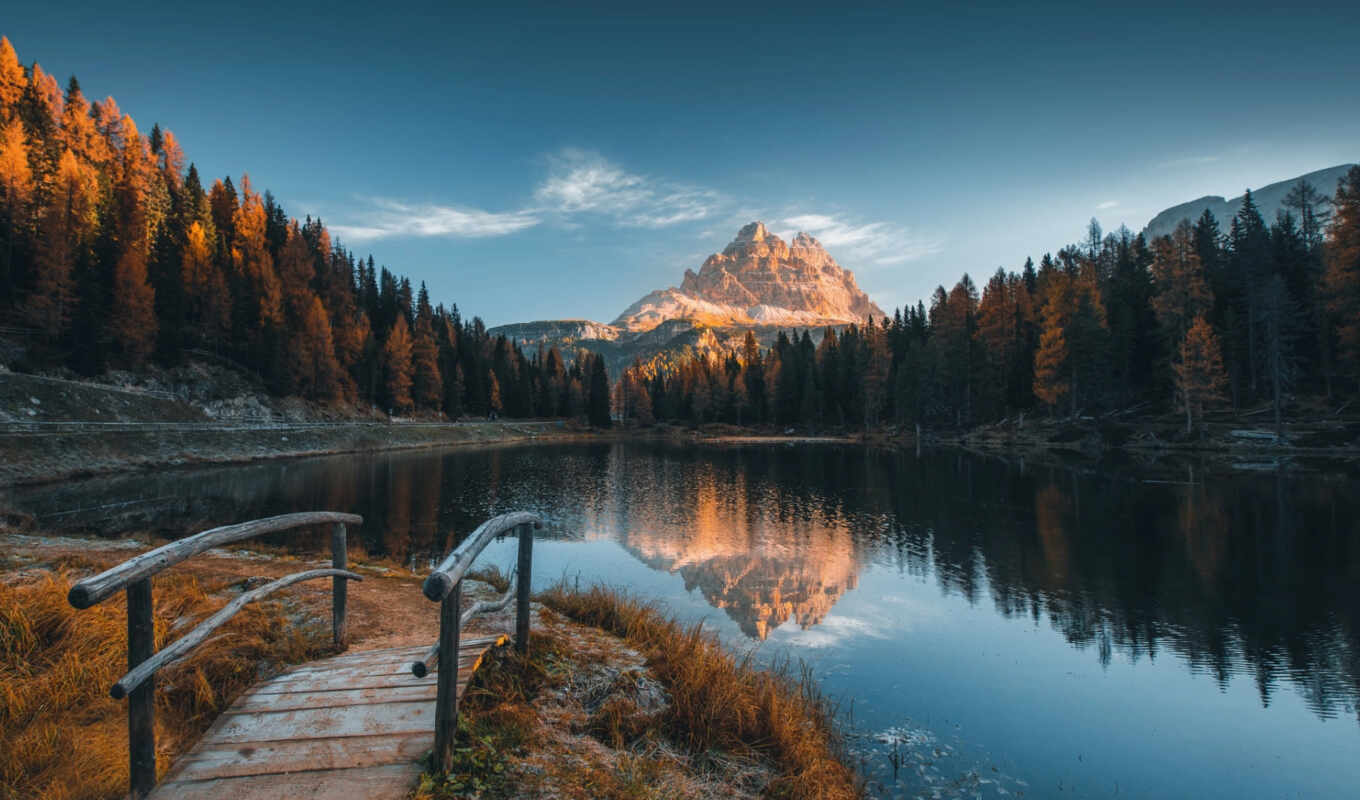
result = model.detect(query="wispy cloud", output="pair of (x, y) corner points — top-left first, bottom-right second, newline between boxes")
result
(331, 199), (540, 243)
(771, 613), (893, 649)
(776, 213), (943, 266)
(1096, 200), (1119, 210)
(533, 149), (721, 228)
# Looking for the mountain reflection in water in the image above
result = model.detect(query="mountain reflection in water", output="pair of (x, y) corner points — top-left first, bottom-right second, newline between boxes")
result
(8, 441), (1356, 731)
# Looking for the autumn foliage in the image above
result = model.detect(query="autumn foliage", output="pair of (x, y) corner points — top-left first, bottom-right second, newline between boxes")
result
(0, 36), (599, 419)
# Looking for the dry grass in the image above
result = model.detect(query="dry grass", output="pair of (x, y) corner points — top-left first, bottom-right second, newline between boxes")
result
(0, 561), (330, 800)
(537, 583), (860, 800)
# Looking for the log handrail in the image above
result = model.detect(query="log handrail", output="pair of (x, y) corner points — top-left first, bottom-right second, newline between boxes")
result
(421, 510), (540, 602)
(409, 568), (516, 678)
(64, 511), (363, 800)
(68, 511), (363, 609)
(112, 568), (363, 699)
(419, 510), (542, 774)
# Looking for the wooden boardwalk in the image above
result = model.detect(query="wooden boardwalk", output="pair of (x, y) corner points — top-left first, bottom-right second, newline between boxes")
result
(149, 635), (509, 799)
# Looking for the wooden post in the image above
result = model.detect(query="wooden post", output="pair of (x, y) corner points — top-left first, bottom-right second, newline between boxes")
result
(432, 579), (461, 773)
(126, 578), (156, 799)
(331, 523), (347, 648)
(515, 523), (534, 654)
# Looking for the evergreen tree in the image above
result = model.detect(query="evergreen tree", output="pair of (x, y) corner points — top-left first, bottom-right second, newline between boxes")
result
(588, 354), (611, 427)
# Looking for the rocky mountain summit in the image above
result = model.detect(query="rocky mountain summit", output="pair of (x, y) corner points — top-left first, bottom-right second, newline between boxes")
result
(491, 222), (886, 373)
(614, 222), (884, 331)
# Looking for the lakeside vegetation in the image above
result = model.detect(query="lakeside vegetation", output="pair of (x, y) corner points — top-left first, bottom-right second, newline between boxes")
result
(416, 574), (858, 800)
(0, 561), (331, 800)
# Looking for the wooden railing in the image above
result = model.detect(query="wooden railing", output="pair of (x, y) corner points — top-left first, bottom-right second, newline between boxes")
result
(416, 511), (542, 773)
(66, 511), (364, 800)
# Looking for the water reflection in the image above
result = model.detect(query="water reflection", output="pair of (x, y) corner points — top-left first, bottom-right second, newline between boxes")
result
(4, 442), (1358, 726)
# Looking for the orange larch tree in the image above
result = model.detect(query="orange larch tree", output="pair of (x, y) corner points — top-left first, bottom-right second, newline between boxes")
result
(0, 37), (25, 118)
(1174, 315), (1228, 434)
(108, 117), (157, 365)
(28, 149), (97, 339)
(382, 315), (414, 412)
(1323, 167), (1360, 384)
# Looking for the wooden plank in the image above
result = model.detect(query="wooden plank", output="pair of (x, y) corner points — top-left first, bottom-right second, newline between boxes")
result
(208, 700), (436, 743)
(152, 762), (419, 800)
(270, 638), (500, 680)
(168, 732), (430, 779)
(226, 684), (438, 714)
(255, 652), (488, 691)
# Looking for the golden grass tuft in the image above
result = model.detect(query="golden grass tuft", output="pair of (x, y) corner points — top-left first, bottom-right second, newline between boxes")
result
(0, 565), (330, 800)
(537, 583), (860, 800)
(465, 564), (513, 594)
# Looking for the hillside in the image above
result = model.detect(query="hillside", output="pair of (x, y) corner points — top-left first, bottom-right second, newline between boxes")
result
(1143, 164), (1355, 239)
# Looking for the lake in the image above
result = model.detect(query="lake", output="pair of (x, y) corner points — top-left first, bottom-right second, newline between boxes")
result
(4, 441), (1357, 799)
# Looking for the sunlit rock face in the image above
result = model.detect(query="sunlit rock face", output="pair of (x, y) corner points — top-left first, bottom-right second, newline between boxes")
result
(613, 222), (885, 332)
(489, 222), (886, 373)
(601, 466), (861, 640)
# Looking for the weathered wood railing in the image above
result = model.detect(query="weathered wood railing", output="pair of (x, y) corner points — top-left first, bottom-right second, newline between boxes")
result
(415, 510), (542, 773)
(65, 511), (364, 800)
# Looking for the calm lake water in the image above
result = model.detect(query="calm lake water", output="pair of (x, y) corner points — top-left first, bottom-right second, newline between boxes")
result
(5, 442), (1358, 799)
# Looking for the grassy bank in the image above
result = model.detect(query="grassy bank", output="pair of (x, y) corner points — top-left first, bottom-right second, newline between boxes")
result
(417, 578), (860, 800)
(539, 584), (859, 800)
(0, 562), (331, 800)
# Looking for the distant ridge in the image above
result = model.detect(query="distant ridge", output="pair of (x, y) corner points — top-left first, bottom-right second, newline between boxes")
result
(1143, 164), (1355, 239)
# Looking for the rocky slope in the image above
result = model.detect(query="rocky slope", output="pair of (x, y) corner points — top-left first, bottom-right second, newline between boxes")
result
(491, 222), (886, 373)
(1143, 164), (1355, 240)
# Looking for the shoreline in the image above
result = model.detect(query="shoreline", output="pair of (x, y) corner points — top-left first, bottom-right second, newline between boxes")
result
(0, 420), (590, 488)
(5, 412), (1359, 490)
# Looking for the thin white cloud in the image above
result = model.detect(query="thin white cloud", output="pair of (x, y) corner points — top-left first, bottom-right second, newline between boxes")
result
(1096, 200), (1119, 210)
(771, 613), (892, 649)
(331, 199), (540, 243)
(533, 149), (721, 228)
(777, 212), (943, 266)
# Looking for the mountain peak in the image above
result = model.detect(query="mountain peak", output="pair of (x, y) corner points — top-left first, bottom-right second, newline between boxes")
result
(616, 222), (884, 332)
(732, 221), (771, 244)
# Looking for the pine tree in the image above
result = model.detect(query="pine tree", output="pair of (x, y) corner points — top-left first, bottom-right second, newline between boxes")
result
(588, 355), (611, 427)
(487, 371), (503, 417)
(0, 116), (33, 302)
(1033, 323), (1069, 411)
(382, 315), (414, 413)
(411, 316), (443, 410)
(1323, 167), (1360, 386)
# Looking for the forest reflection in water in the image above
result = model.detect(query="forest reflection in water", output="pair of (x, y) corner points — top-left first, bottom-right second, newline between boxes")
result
(7, 441), (1358, 727)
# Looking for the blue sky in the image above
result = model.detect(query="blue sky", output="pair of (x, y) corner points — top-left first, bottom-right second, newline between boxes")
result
(6, 1), (1358, 325)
